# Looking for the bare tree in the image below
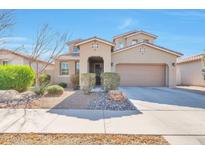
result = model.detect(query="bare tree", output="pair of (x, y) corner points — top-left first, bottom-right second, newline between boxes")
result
(29, 24), (69, 86)
(0, 10), (15, 47)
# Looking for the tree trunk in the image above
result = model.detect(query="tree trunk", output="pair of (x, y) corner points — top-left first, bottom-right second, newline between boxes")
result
(35, 61), (39, 87)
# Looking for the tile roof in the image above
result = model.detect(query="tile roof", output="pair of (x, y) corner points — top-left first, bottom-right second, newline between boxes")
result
(0, 49), (53, 65)
(112, 42), (183, 57)
(177, 53), (205, 64)
(113, 30), (158, 39)
(74, 36), (114, 46)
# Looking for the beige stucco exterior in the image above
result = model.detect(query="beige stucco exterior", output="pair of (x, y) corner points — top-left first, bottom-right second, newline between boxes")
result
(0, 50), (55, 82)
(1, 30), (182, 88)
(53, 59), (76, 86)
(52, 31), (181, 88)
(114, 33), (156, 49)
(176, 59), (205, 87)
(116, 64), (166, 87)
(111, 44), (178, 87)
(79, 41), (112, 74)
(0, 50), (25, 65)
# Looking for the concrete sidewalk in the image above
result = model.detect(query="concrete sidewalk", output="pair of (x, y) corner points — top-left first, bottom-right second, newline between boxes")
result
(0, 109), (205, 144)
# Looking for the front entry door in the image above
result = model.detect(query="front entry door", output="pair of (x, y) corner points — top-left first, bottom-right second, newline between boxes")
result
(94, 63), (102, 85)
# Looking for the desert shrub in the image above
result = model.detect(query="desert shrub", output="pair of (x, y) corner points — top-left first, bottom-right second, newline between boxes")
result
(81, 73), (96, 94)
(47, 85), (64, 95)
(39, 73), (51, 86)
(0, 65), (35, 92)
(202, 56), (205, 72)
(58, 82), (67, 88)
(70, 73), (79, 90)
(32, 84), (48, 95)
(101, 72), (120, 92)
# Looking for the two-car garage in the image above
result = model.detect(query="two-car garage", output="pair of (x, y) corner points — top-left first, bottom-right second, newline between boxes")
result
(116, 64), (166, 87)
(111, 43), (181, 87)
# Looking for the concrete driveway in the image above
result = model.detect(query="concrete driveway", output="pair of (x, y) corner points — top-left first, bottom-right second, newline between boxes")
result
(0, 87), (205, 144)
(119, 87), (205, 110)
(118, 87), (205, 144)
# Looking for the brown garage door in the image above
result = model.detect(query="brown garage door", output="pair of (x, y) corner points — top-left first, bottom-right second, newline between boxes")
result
(116, 64), (166, 87)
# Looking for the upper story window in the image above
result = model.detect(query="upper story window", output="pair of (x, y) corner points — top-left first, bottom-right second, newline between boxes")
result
(73, 47), (79, 53)
(131, 39), (138, 45)
(143, 39), (149, 43)
(117, 41), (124, 49)
(3, 60), (9, 65)
(60, 62), (69, 75)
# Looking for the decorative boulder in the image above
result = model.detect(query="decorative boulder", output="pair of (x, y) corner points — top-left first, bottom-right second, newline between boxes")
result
(0, 90), (19, 103)
(108, 90), (127, 102)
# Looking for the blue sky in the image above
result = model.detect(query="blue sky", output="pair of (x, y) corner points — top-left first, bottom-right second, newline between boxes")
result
(2, 9), (205, 57)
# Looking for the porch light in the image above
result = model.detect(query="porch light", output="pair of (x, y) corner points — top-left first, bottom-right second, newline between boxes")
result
(172, 62), (175, 67)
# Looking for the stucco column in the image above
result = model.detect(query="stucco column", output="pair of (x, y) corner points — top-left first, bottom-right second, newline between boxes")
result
(111, 63), (116, 72)
(79, 57), (88, 88)
(103, 55), (111, 72)
(168, 63), (176, 87)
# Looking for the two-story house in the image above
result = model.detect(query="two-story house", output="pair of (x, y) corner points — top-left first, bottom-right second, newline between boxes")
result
(53, 30), (183, 87)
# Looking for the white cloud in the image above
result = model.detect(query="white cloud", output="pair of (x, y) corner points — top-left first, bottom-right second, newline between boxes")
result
(0, 36), (28, 43)
(118, 18), (138, 30)
(164, 10), (205, 19)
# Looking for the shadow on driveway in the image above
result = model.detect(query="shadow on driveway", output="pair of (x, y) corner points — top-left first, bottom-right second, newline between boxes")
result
(47, 90), (142, 120)
(48, 109), (142, 121)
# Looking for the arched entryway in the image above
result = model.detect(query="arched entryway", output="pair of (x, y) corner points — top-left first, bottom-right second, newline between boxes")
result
(88, 56), (104, 85)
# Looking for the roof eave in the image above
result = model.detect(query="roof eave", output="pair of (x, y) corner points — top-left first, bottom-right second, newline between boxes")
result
(113, 31), (158, 40)
(75, 38), (114, 47)
(112, 43), (183, 57)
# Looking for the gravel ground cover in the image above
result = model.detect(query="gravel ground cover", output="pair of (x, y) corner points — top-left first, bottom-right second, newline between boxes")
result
(87, 92), (136, 111)
(0, 90), (38, 108)
(0, 89), (136, 111)
(0, 133), (169, 145)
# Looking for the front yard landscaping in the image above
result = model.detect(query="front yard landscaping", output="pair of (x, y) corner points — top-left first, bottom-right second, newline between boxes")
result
(88, 92), (136, 111)
(0, 89), (136, 111)
(0, 133), (169, 145)
(0, 65), (132, 111)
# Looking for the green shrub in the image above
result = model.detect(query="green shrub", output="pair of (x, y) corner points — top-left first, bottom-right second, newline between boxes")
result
(70, 74), (79, 90)
(39, 73), (51, 86)
(47, 85), (64, 95)
(32, 85), (48, 95)
(81, 73), (96, 94)
(0, 65), (35, 92)
(202, 56), (205, 72)
(101, 72), (120, 92)
(58, 82), (67, 88)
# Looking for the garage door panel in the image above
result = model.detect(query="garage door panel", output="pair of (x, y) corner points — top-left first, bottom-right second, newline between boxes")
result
(116, 64), (165, 87)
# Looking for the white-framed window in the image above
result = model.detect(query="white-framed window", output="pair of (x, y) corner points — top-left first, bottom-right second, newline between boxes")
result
(131, 39), (138, 45)
(73, 47), (79, 53)
(3, 60), (9, 65)
(143, 39), (149, 43)
(60, 62), (69, 75)
(117, 41), (124, 49)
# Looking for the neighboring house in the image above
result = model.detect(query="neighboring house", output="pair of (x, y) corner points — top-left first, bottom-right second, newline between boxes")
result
(176, 53), (205, 87)
(0, 49), (54, 82)
(54, 30), (183, 87)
